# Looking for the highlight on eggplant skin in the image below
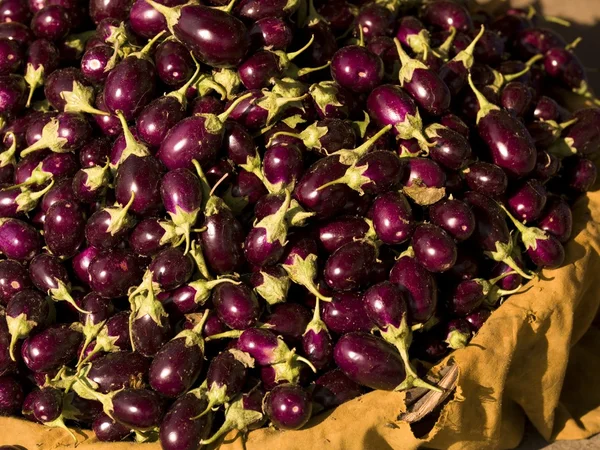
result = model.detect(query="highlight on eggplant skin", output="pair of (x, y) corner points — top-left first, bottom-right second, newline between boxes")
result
(0, 0), (596, 444)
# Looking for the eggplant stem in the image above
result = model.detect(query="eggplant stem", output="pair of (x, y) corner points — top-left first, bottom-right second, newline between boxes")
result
(295, 355), (317, 373)
(287, 34), (315, 61)
(209, 173), (229, 197)
(566, 37), (583, 51)
(191, 396), (217, 420)
(191, 309), (211, 335)
(205, 330), (243, 341)
(217, 91), (255, 123)
(545, 15), (571, 27)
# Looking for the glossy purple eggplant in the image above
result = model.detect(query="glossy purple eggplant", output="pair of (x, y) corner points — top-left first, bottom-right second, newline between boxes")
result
(430, 198), (475, 241)
(43, 200), (85, 258)
(507, 179), (547, 222)
(92, 412), (131, 442)
(31, 5), (70, 42)
(43, 67), (107, 116)
(264, 383), (312, 430)
(537, 196), (573, 243)
(21, 324), (81, 372)
(88, 250), (145, 298)
(426, 124), (472, 170)
(412, 223), (457, 273)
(154, 38), (194, 87)
(368, 191), (414, 244)
(0, 375), (23, 416)
(249, 16), (292, 52)
(159, 391), (212, 450)
(5, 289), (51, 360)
(324, 240), (377, 292)
(334, 332), (405, 390)
(463, 161), (507, 197)
(212, 282), (260, 330)
(321, 292), (372, 335)
(330, 45), (384, 94)
(0, 218), (41, 262)
(147, 1), (249, 68)
(561, 157), (597, 193)
(312, 369), (362, 410)
(0, 260), (31, 306)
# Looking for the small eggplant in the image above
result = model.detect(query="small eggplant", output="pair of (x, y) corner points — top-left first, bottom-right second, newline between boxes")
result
(29, 253), (88, 313)
(507, 179), (547, 222)
(20, 112), (92, 157)
(312, 369), (362, 411)
(537, 196), (573, 243)
(147, 0), (249, 68)
(412, 223), (457, 273)
(425, 123), (472, 170)
(0, 375), (23, 416)
(369, 191), (414, 245)
(429, 198), (475, 242)
(467, 75), (536, 177)
(43, 67), (108, 116)
(88, 250), (145, 299)
(5, 289), (51, 361)
(324, 239), (377, 292)
(502, 204), (565, 269)
(43, 199), (86, 258)
(463, 161), (507, 197)
(86, 351), (149, 394)
(192, 348), (252, 418)
(390, 254), (438, 323)
(0, 259), (32, 306)
(0, 218), (41, 262)
(393, 38), (451, 116)
(334, 332), (405, 391)
(212, 282), (261, 330)
(264, 383), (312, 430)
(159, 390), (213, 450)
(421, 0), (473, 32)
(401, 157), (447, 206)
(331, 44), (384, 94)
(438, 26), (485, 96)
(302, 298), (333, 370)
(21, 324), (81, 372)
(24, 39), (60, 108)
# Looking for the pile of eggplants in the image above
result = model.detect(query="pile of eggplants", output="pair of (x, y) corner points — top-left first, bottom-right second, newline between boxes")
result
(0, 0), (597, 447)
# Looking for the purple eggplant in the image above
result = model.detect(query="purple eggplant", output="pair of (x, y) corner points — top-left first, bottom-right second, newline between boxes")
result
(31, 5), (70, 42)
(21, 324), (81, 372)
(90, 0), (132, 23)
(29, 253), (87, 313)
(212, 282), (260, 330)
(43, 199), (85, 258)
(507, 179), (547, 222)
(89, 249), (145, 298)
(393, 39), (451, 116)
(103, 33), (163, 120)
(159, 390), (213, 450)
(429, 198), (475, 242)
(330, 44), (384, 94)
(249, 16), (293, 52)
(302, 298), (333, 370)
(201, 194), (245, 275)
(0, 38), (23, 76)
(0, 312), (17, 376)
(262, 144), (304, 192)
(272, 118), (356, 155)
(467, 75), (536, 177)
(194, 348), (251, 418)
(412, 223), (457, 273)
(400, 157), (446, 206)
(425, 123), (472, 170)
(250, 265), (290, 307)
(443, 318), (472, 350)
(421, 0), (473, 32)
(92, 412), (131, 442)
(316, 216), (372, 253)
(334, 332), (405, 390)
(244, 190), (292, 267)
(561, 157), (597, 193)
(464, 191), (534, 279)
(308, 81), (354, 120)
(0, 74), (26, 118)
(157, 93), (252, 171)
(0, 260), (31, 306)
(154, 38), (194, 87)
(0, 0), (31, 24)
(5, 289), (51, 360)
(0, 375), (23, 416)
(390, 254), (438, 323)
(110, 388), (165, 429)
(263, 383), (312, 430)
(537, 196), (573, 243)
(43, 67), (108, 116)
(363, 281), (440, 391)
(324, 239), (377, 292)
(20, 112), (92, 157)
(0, 218), (41, 262)
(322, 292), (372, 335)
(463, 161), (507, 197)
(369, 191), (414, 244)
(87, 351), (149, 394)
(502, 204), (565, 269)
(114, 155), (164, 216)
(147, 0), (249, 68)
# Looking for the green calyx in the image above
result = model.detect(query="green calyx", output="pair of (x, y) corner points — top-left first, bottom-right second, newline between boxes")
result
(467, 74), (500, 125)
(212, 68), (242, 100)
(281, 114), (306, 129)
(499, 203), (552, 254)
(309, 81), (344, 115)
(20, 119), (68, 157)
(75, 317), (107, 366)
(285, 199), (316, 227)
(189, 277), (240, 305)
(282, 253), (331, 302)
(393, 110), (433, 153)
(62, 81), (109, 116)
(303, 297), (329, 336)
(105, 22), (129, 48)
(25, 64), (45, 108)
(196, 73), (228, 100)
(450, 25), (485, 71)
(167, 54), (202, 107)
(434, 26), (457, 61)
(6, 313), (37, 361)
(305, 0), (327, 27)
(188, 239), (212, 280)
(317, 162), (372, 195)
(83, 160), (111, 192)
(445, 329), (470, 350)
(144, 0), (182, 34)
(15, 180), (54, 213)
(49, 279), (91, 314)
(129, 30), (166, 61)
(222, 185), (248, 215)
(200, 395), (264, 446)
(105, 192), (136, 236)
(403, 179), (446, 206)
(212, 0), (237, 14)
(254, 268), (290, 305)
(384, 316), (442, 392)
(275, 34), (315, 72)
(256, 90), (308, 127)
(63, 31), (95, 56)
(78, 325), (121, 366)
(199, 91), (255, 136)
(272, 122), (328, 152)
(406, 29), (431, 56)
(253, 189), (292, 246)
(485, 238), (534, 280)
(270, 77), (309, 99)
(193, 383), (229, 419)
(353, 111), (371, 139)
(394, 38), (429, 87)
(111, 111), (151, 170)
(333, 124), (392, 165)
(0, 132), (17, 168)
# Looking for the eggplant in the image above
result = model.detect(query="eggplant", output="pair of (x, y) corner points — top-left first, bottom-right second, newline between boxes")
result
(390, 254), (438, 323)
(0, 260), (32, 306)
(159, 390), (212, 450)
(263, 383), (312, 430)
(21, 324), (81, 372)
